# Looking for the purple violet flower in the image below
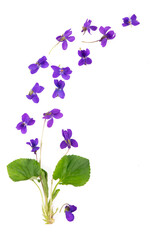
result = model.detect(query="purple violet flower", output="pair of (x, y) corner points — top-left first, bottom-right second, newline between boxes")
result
(78, 48), (92, 66)
(43, 109), (63, 128)
(60, 129), (78, 149)
(28, 56), (49, 74)
(26, 138), (39, 154)
(122, 14), (140, 27)
(56, 29), (75, 50)
(81, 19), (97, 34)
(26, 83), (44, 103)
(51, 65), (72, 80)
(65, 204), (77, 222)
(99, 26), (116, 47)
(16, 113), (35, 134)
(52, 80), (65, 99)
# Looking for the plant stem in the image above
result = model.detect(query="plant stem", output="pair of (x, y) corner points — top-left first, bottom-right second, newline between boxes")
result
(31, 180), (45, 210)
(39, 119), (46, 167)
(82, 39), (100, 43)
(49, 42), (60, 54)
(65, 148), (70, 156)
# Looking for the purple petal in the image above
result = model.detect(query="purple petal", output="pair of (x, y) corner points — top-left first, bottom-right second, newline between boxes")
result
(21, 125), (27, 134)
(78, 50), (82, 57)
(62, 40), (68, 50)
(86, 57), (92, 65)
(27, 118), (35, 126)
(52, 89), (58, 98)
(32, 94), (39, 103)
(65, 211), (74, 222)
(64, 29), (72, 37)
(67, 36), (75, 42)
(54, 79), (59, 87)
(70, 139), (78, 148)
(78, 58), (85, 66)
(16, 122), (23, 130)
(31, 146), (40, 152)
(106, 30), (116, 39)
(28, 64), (39, 74)
(85, 48), (90, 56)
(47, 118), (54, 128)
(37, 56), (47, 65)
(26, 94), (33, 100)
(130, 14), (137, 21)
(60, 140), (68, 149)
(132, 20), (140, 26)
(69, 205), (77, 212)
(22, 113), (30, 123)
(101, 38), (107, 47)
(53, 112), (63, 119)
(58, 90), (65, 99)
(40, 61), (49, 68)
(99, 26), (105, 34)
(67, 129), (72, 138)
(90, 26), (97, 31)
(56, 35), (62, 41)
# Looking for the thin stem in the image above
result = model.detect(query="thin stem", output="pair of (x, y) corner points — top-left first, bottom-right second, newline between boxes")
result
(35, 152), (38, 161)
(82, 40), (100, 43)
(49, 42), (60, 54)
(65, 148), (70, 156)
(59, 203), (69, 213)
(31, 180), (45, 209)
(39, 119), (46, 167)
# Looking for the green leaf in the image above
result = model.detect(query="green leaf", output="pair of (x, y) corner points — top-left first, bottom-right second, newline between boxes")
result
(7, 158), (41, 182)
(52, 189), (60, 200)
(53, 155), (90, 186)
(40, 169), (48, 198)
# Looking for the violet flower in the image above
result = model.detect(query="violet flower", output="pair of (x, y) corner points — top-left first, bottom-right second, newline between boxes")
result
(60, 129), (78, 149)
(26, 138), (39, 154)
(26, 83), (44, 103)
(28, 56), (49, 74)
(51, 65), (72, 80)
(56, 29), (75, 50)
(81, 19), (97, 34)
(16, 113), (35, 134)
(52, 80), (65, 99)
(122, 14), (140, 27)
(43, 109), (63, 128)
(99, 26), (116, 47)
(65, 204), (77, 222)
(78, 49), (92, 66)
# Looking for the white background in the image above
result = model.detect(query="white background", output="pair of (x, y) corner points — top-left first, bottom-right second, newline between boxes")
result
(0, 0), (154, 239)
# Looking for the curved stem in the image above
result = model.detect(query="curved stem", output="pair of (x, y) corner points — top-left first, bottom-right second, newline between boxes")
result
(31, 180), (45, 209)
(82, 40), (100, 43)
(65, 148), (70, 156)
(39, 119), (46, 167)
(49, 42), (60, 54)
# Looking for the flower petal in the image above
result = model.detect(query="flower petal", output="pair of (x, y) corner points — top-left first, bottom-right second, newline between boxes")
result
(52, 89), (59, 98)
(22, 113), (30, 123)
(67, 36), (75, 42)
(62, 40), (68, 50)
(70, 139), (78, 148)
(86, 57), (92, 65)
(47, 118), (54, 128)
(60, 140), (68, 149)
(21, 125), (27, 134)
(32, 94), (39, 103)
(28, 64), (39, 74)
(27, 118), (35, 126)
(101, 38), (107, 47)
(65, 211), (74, 222)
(78, 58), (85, 66)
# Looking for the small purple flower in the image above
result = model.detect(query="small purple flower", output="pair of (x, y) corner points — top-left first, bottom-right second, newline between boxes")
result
(52, 80), (65, 99)
(43, 109), (63, 128)
(16, 113), (35, 134)
(81, 19), (97, 34)
(51, 65), (72, 80)
(99, 26), (116, 47)
(26, 138), (39, 154)
(78, 48), (92, 66)
(28, 56), (49, 74)
(122, 14), (140, 27)
(56, 29), (75, 50)
(26, 83), (44, 103)
(60, 129), (78, 149)
(65, 204), (77, 222)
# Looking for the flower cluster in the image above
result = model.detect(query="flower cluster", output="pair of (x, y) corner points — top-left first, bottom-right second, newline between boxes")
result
(13, 15), (140, 223)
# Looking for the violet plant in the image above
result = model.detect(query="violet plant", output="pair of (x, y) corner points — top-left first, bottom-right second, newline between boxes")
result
(7, 15), (140, 224)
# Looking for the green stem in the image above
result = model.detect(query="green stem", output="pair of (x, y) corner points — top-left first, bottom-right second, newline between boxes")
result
(39, 119), (46, 167)
(31, 180), (45, 210)
(49, 42), (60, 54)
(52, 179), (61, 197)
